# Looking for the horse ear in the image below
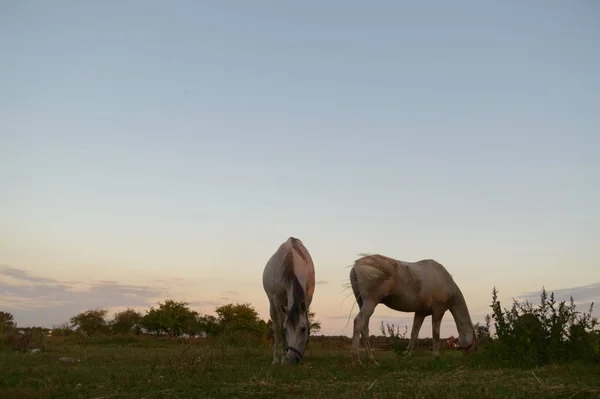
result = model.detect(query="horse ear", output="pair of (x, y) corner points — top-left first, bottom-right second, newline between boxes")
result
(300, 299), (307, 314)
(280, 304), (287, 314)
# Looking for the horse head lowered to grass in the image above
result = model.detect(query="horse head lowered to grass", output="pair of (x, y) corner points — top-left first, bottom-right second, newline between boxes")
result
(263, 237), (315, 364)
(348, 254), (477, 365)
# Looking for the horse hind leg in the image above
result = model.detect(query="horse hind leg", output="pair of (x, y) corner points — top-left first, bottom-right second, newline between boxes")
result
(352, 298), (377, 366)
(361, 319), (379, 366)
(350, 267), (378, 365)
(350, 267), (363, 365)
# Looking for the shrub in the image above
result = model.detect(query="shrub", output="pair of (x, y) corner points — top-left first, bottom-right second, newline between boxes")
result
(485, 286), (599, 367)
(51, 322), (73, 337)
(0, 328), (45, 352)
(380, 321), (408, 356)
(0, 312), (16, 335)
(474, 315), (492, 347)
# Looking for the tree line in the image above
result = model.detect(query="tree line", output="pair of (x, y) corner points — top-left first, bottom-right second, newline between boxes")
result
(1, 300), (321, 340)
(2, 286), (599, 367)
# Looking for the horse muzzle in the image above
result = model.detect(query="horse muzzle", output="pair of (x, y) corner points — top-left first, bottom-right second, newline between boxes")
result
(285, 346), (303, 364)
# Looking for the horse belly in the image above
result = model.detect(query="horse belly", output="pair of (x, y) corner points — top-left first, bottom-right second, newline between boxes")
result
(380, 290), (435, 314)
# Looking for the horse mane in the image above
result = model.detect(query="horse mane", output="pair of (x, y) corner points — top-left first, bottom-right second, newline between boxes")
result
(282, 241), (307, 327)
(289, 237), (308, 264)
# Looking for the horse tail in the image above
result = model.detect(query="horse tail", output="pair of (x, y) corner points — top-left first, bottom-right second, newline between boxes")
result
(343, 265), (363, 328)
(349, 266), (363, 309)
(343, 254), (395, 327)
(353, 254), (396, 295)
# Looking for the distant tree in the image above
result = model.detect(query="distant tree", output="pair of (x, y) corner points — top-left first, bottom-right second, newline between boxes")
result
(70, 309), (109, 336)
(308, 310), (321, 334)
(196, 314), (221, 337)
(51, 322), (73, 336)
(474, 316), (492, 345)
(0, 311), (16, 335)
(256, 319), (270, 340)
(215, 303), (267, 336)
(265, 309), (321, 338)
(140, 300), (198, 337)
(111, 308), (143, 335)
(267, 319), (274, 339)
(139, 308), (163, 337)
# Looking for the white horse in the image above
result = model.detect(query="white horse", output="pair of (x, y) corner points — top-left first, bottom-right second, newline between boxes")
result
(263, 237), (315, 364)
(348, 254), (477, 365)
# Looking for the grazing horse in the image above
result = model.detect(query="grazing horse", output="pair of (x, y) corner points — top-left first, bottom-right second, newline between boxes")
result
(348, 254), (477, 365)
(263, 237), (315, 364)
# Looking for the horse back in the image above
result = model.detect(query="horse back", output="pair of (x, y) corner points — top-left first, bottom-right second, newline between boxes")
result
(397, 259), (458, 308)
(355, 255), (457, 312)
(263, 237), (315, 305)
(288, 237), (315, 306)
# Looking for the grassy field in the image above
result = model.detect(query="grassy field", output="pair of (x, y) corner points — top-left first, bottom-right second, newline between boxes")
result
(1, 337), (599, 398)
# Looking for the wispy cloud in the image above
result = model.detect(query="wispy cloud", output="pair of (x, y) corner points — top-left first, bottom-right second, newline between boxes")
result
(154, 278), (192, 287)
(0, 266), (255, 328)
(0, 265), (58, 284)
(516, 283), (600, 304)
(188, 300), (223, 308)
(0, 265), (165, 328)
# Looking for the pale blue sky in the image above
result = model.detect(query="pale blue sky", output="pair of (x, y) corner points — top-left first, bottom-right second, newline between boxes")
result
(1, 1), (599, 336)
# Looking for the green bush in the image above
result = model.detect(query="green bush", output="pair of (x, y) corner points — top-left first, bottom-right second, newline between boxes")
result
(483, 287), (599, 367)
(51, 322), (73, 337)
(380, 321), (408, 356)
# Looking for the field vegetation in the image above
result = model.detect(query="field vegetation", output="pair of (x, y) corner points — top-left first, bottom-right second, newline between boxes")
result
(1, 287), (598, 398)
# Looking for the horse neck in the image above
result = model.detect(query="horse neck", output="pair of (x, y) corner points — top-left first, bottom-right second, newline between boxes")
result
(448, 286), (474, 345)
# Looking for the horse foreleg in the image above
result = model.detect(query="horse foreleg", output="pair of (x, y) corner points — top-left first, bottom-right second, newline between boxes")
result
(404, 312), (425, 359)
(269, 303), (282, 364)
(352, 300), (377, 366)
(279, 325), (287, 364)
(431, 310), (445, 359)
